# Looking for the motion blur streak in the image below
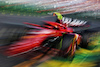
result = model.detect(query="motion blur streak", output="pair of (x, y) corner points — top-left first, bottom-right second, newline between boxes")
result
(0, 0), (100, 16)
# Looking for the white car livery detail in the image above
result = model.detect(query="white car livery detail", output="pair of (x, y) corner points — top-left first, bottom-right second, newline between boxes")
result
(62, 17), (87, 26)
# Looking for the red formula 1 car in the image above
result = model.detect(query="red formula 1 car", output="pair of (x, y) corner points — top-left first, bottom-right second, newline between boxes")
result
(0, 21), (82, 58)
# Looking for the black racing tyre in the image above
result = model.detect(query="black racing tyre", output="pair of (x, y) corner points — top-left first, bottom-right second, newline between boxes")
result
(58, 34), (76, 58)
(80, 31), (100, 48)
(0, 23), (28, 46)
(79, 33), (90, 48)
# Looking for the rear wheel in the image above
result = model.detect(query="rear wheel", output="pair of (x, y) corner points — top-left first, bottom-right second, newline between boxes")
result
(79, 30), (98, 48)
(79, 33), (90, 48)
(80, 31), (100, 48)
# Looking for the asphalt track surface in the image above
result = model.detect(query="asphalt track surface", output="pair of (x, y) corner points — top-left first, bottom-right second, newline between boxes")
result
(0, 14), (100, 67)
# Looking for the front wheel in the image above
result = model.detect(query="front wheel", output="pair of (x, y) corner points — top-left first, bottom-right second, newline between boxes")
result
(58, 34), (77, 58)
